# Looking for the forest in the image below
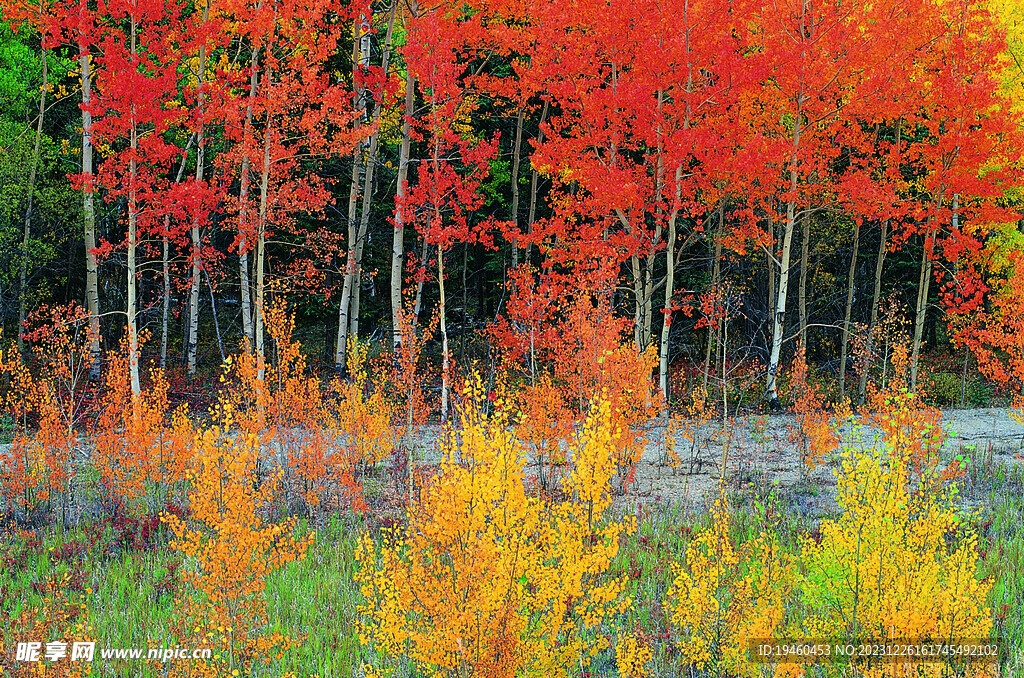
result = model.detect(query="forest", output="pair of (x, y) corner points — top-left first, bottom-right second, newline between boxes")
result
(2, 0), (1024, 676)
(0, 0), (1019, 406)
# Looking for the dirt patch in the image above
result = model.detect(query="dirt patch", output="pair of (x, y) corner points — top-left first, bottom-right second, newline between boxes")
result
(398, 407), (1024, 518)
(609, 407), (1024, 517)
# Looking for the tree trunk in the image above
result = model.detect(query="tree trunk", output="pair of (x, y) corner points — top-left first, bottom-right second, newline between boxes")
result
(162, 136), (194, 370)
(239, 45), (261, 350)
(630, 223), (643, 351)
(766, 87), (804, 406)
(797, 209), (809, 348)
(253, 1), (278, 380)
(412, 236), (428, 323)
(438, 243), (449, 421)
(203, 266), (225, 363)
(838, 215), (861, 396)
(391, 67), (416, 349)
(255, 107), (273, 379)
(703, 201), (724, 393)
(526, 100), (549, 265)
(127, 15), (140, 399)
(82, 44), (101, 380)
(186, 0), (211, 377)
(336, 15), (366, 372)
(346, 1), (396, 352)
(642, 88), (666, 351)
(510, 106), (525, 267)
(659, 165), (683, 406)
(18, 40), (46, 355)
(337, 137), (360, 368)
(860, 115), (901, 404)
(859, 217), (890, 404)
(911, 191), (944, 392)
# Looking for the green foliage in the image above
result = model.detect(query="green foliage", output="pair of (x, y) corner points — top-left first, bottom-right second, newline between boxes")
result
(0, 21), (43, 120)
(480, 157), (510, 207)
(923, 371), (992, 407)
(0, 412), (13, 444)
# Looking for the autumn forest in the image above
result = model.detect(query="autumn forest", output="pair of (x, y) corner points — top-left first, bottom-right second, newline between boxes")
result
(2, 0), (1024, 675)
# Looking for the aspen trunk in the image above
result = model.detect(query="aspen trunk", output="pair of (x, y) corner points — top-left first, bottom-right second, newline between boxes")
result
(510, 106), (525, 267)
(335, 15), (365, 371)
(859, 217), (890, 404)
(127, 16), (140, 399)
(838, 215), (861, 396)
(203, 267), (225, 362)
(82, 46), (101, 380)
(643, 88), (666, 351)
(797, 209), (809, 348)
(860, 115), (900, 403)
(336, 143), (361, 369)
(346, 2), (396, 349)
(631, 239), (643, 351)
(162, 136), (193, 370)
(641, 224), (662, 350)
(438, 243), (450, 421)
(391, 68), (415, 349)
(659, 165), (683, 405)
(767, 222), (776, 324)
(412, 236), (428, 323)
(186, 0), (210, 377)
(253, 2), (277, 379)
(767, 88), (804, 405)
(161, 229), (169, 369)
(526, 100), (549, 265)
(18, 40), (45, 355)
(255, 114), (273, 379)
(239, 46), (260, 350)
(703, 201), (724, 393)
(911, 192), (944, 392)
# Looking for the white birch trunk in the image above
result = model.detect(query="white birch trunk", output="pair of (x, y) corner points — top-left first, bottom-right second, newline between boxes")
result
(391, 67), (415, 348)
(127, 15), (140, 398)
(82, 47), (101, 380)
(186, 0), (210, 376)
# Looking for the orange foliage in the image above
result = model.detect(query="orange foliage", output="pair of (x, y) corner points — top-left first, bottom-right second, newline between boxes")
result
(221, 299), (376, 514)
(515, 374), (575, 493)
(867, 343), (953, 479)
(785, 346), (845, 474)
(92, 336), (189, 507)
(0, 568), (94, 678)
(161, 411), (314, 676)
(0, 305), (96, 514)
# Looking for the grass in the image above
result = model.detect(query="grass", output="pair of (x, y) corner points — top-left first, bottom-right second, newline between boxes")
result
(2, 444), (1022, 677)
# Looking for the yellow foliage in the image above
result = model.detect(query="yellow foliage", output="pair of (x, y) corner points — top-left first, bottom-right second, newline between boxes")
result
(798, 442), (992, 666)
(564, 398), (619, 524)
(615, 631), (652, 678)
(355, 393), (633, 678)
(987, 0), (1024, 116)
(668, 494), (793, 676)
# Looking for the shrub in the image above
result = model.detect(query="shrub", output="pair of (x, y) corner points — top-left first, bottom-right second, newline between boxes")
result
(667, 494), (794, 677)
(162, 415), (314, 676)
(796, 441), (993, 674)
(355, 392), (633, 678)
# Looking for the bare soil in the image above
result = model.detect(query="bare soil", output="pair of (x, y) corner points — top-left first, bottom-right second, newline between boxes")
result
(401, 407), (1024, 519)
